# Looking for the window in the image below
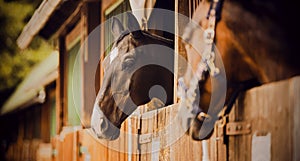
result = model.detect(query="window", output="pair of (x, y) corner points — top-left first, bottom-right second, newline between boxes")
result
(65, 21), (83, 126)
(67, 41), (82, 126)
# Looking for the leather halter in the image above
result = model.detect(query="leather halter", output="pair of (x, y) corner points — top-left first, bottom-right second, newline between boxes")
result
(179, 0), (224, 116)
(178, 0), (225, 139)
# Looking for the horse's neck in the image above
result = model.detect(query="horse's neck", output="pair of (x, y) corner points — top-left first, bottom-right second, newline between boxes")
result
(185, 0), (300, 85)
(216, 1), (299, 83)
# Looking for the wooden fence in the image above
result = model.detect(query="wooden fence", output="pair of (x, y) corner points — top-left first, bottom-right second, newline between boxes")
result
(27, 76), (300, 161)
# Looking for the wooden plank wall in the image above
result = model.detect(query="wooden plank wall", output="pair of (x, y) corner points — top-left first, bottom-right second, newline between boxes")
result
(228, 76), (300, 161)
(118, 103), (205, 161)
(76, 125), (129, 161)
(48, 103), (207, 161)
(136, 104), (204, 161)
(51, 127), (80, 161)
(6, 139), (42, 161)
(46, 76), (300, 161)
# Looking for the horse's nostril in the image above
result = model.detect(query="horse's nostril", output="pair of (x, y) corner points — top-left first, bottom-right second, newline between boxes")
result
(99, 118), (109, 131)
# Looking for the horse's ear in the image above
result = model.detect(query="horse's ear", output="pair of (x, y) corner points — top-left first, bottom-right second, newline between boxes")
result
(111, 17), (124, 40)
(127, 12), (142, 38)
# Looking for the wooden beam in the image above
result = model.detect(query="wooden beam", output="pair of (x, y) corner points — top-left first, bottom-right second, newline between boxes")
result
(58, 35), (67, 132)
(53, 2), (83, 40)
(17, 0), (63, 49)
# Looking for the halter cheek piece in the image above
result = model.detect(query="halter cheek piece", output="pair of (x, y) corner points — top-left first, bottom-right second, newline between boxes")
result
(178, 0), (224, 125)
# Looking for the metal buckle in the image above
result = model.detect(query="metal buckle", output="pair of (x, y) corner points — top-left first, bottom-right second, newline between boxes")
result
(203, 28), (215, 44)
(226, 122), (251, 136)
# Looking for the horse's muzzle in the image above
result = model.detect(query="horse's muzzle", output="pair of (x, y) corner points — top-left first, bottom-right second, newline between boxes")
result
(91, 106), (120, 140)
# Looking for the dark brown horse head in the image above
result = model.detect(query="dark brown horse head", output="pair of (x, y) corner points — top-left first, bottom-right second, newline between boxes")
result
(91, 12), (174, 140)
(184, 0), (300, 140)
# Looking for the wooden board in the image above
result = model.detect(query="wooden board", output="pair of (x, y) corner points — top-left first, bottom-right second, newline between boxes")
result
(62, 132), (77, 161)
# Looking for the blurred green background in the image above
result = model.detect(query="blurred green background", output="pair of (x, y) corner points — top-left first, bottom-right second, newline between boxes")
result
(0, 0), (52, 106)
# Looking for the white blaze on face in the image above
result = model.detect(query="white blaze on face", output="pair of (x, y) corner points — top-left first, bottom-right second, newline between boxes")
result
(110, 47), (119, 64)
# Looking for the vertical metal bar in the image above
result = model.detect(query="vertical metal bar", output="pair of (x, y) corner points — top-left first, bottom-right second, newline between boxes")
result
(189, 0), (191, 18)
(174, 0), (179, 103)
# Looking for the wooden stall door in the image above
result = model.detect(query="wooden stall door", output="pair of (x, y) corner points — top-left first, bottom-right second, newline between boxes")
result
(227, 76), (300, 161)
(76, 103), (213, 161)
(133, 104), (205, 161)
(77, 127), (128, 161)
(51, 127), (79, 161)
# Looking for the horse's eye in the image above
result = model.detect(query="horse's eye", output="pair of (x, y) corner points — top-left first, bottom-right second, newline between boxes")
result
(122, 57), (135, 70)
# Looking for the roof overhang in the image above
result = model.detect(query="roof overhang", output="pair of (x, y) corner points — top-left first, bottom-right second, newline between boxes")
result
(17, 0), (83, 49)
(0, 51), (59, 115)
